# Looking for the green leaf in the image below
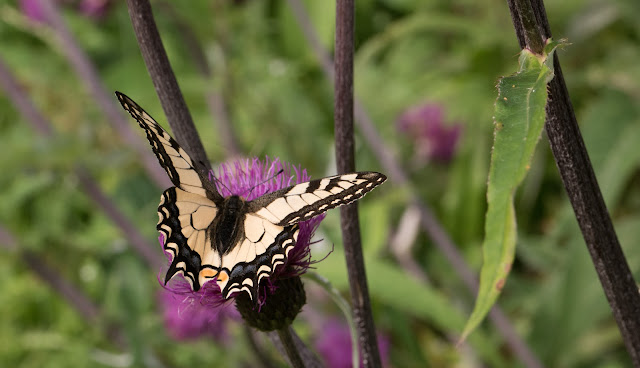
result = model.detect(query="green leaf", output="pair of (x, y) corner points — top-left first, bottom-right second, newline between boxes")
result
(461, 40), (562, 340)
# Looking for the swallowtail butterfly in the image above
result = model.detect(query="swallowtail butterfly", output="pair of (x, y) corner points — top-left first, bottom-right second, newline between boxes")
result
(116, 92), (386, 301)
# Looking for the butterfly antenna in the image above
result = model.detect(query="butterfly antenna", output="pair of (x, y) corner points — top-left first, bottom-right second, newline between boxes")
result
(246, 169), (284, 199)
(210, 172), (233, 196)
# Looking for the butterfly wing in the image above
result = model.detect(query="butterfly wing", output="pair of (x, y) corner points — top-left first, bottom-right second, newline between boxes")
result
(246, 171), (387, 226)
(115, 92), (221, 201)
(158, 187), (224, 291)
(216, 215), (299, 301)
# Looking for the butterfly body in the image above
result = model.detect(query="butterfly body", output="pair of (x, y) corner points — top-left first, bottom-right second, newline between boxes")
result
(211, 195), (247, 255)
(116, 92), (386, 301)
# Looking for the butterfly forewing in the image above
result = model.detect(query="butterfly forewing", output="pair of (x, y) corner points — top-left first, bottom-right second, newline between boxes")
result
(247, 172), (387, 226)
(116, 92), (220, 200)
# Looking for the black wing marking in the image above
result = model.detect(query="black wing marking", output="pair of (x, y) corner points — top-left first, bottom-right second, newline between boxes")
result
(115, 92), (221, 202)
(246, 171), (386, 225)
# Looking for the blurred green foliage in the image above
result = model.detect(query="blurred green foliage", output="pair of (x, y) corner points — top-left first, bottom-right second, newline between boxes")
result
(0, 0), (639, 367)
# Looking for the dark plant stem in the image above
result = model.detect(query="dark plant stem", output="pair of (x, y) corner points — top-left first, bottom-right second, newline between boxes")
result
(287, 1), (543, 367)
(0, 226), (128, 346)
(334, 1), (382, 367)
(35, 0), (170, 188)
(125, 0), (211, 171)
(75, 167), (163, 267)
(507, 0), (640, 364)
(268, 328), (322, 368)
(243, 326), (278, 368)
(157, 0), (241, 158)
(512, 0), (544, 54)
(0, 57), (162, 268)
(276, 326), (306, 368)
(22, 249), (101, 322)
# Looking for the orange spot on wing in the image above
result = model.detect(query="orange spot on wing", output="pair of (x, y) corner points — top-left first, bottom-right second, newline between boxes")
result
(200, 269), (218, 279)
(216, 271), (229, 282)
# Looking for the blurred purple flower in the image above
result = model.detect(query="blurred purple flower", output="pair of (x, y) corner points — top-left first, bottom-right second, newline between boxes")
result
(160, 157), (325, 335)
(397, 103), (462, 163)
(19, 0), (112, 23)
(19, 0), (49, 23)
(77, 0), (112, 19)
(315, 318), (390, 368)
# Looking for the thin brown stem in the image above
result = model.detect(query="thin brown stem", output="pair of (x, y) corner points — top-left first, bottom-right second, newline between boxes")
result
(243, 326), (278, 368)
(0, 225), (127, 347)
(35, 0), (170, 187)
(334, 1), (382, 367)
(512, 0), (544, 54)
(156, 1), (241, 158)
(267, 328), (322, 368)
(276, 326), (306, 368)
(125, 0), (211, 172)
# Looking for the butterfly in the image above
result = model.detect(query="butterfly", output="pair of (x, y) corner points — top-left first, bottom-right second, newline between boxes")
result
(115, 92), (386, 301)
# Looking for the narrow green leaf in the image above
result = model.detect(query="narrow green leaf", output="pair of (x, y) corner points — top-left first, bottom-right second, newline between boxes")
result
(461, 40), (562, 340)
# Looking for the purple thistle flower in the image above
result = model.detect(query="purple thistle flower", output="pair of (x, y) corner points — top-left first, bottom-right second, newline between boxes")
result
(160, 157), (325, 333)
(315, 318), (391, 368)
(210, 157), (325, 292)
(397, 103), (462, 164)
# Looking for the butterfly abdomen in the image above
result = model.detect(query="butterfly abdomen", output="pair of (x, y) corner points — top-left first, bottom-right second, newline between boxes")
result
(210, 195), (246, 255)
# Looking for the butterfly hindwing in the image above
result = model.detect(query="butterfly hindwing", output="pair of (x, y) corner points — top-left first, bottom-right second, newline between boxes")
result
(247, 172), (387, 226)
(158, 187), (220, 290)
(116, 92), (220, 201)
(219, 217), (299, 301)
